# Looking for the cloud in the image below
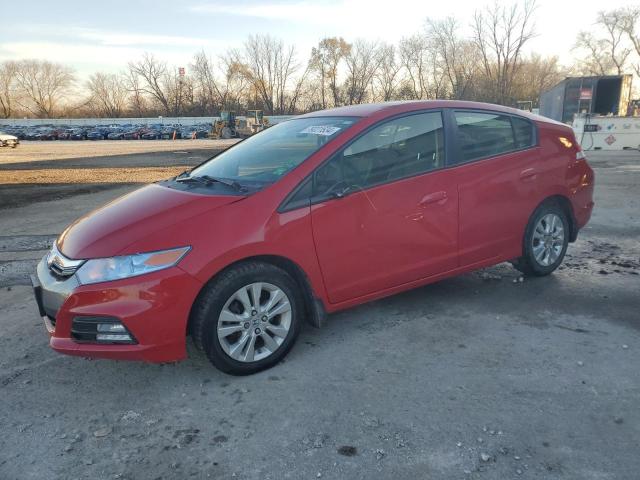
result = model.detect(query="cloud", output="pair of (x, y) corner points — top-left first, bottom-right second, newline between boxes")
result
(73, 28), (213, 48)
(190, 0), (431, 42)
(0, 41), (197, 78)
(0, 26), (220, 77)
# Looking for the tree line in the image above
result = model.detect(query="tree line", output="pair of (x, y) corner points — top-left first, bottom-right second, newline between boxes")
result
(1, 1), (639, 119)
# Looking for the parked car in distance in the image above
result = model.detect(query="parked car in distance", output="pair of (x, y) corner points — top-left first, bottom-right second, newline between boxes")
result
(69, 129), (88, 140)
(56, 128), (74, 140)
(181, 128), (209, 139)
(141, 129), (161, 140)
(107, 129), (126, 140)
(0, 130), (19, 147)
(160, 127), (181, 139)
(86, 128), (110, 140)
(32, 101), (595, 375)
(123, 129), (143, 140)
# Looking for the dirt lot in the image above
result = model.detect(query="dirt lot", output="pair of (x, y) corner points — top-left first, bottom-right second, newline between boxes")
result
(0, 140), (236, 211)
(0, 145), (639, 480)
(0, 139), (237, 164)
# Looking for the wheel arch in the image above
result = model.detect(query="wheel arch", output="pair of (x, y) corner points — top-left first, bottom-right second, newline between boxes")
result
(187, 255), (327, 337)
(532, 195), (578, 242)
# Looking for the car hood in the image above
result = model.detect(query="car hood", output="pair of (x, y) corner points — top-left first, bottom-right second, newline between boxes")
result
(0, 133), (17, 140)
(58, 184), (244, 259)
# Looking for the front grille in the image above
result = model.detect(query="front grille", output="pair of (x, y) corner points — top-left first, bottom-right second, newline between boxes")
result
(47, 243), (84, 278)
(49, 261), (79, 277)
(71, 317), (137, 344)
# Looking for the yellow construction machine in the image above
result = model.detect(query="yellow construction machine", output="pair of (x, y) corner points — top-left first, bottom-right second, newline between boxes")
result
(211, 110), (268, 139)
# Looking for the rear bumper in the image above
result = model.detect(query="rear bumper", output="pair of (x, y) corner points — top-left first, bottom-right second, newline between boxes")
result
(32, 257), (203, 362)
(575, 199), (594, 231)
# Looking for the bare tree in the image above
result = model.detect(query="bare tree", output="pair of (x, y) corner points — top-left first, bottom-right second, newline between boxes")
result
(374, 44), (401, 101)
(286, 62), (312, 113)
(309, 37), (351, 108)
(399, 35), (430, 99)
(344, 40), (383, 105)
(13, 60), (75, 117)
(513, 54), (566, 104)
(426, 17), (479, 99)
(613, 7), (640, 76)
(164, 67), (191, 116)
(575, 11), (631, 76)
(472, 0), (537, 104)
(85, 72), (129, 117)
(123, 68), (148, 117)
(128, 53), (171, 114)
(574, 32), (614, 76)
(191, 51), (224, 114)
(0, 61), (18, 118)
(241, 35), (299, 114)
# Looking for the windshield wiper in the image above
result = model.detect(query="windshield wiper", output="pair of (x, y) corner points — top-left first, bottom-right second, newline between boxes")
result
(176, 174), (247, 193)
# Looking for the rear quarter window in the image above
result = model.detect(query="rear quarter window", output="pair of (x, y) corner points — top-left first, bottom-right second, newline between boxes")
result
(512, 116), (535, 149)
(454, 111), (515, 162)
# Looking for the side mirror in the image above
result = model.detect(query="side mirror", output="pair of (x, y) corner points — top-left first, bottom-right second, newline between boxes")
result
(332, 183), (353, 199)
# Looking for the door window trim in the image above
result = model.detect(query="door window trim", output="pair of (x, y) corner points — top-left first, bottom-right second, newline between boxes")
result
(279, 109), (448, 212)
(445, 108), (539, 167)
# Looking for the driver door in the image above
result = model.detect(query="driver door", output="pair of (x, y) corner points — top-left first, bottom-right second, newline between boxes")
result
(309, 111), (459, 304)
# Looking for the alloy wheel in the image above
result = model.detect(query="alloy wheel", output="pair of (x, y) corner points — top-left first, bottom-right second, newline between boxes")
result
(217, 282), (292, 363)
(532, 213), (565, 267)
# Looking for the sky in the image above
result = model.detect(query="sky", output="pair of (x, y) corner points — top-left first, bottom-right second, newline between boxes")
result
(0, 0), (634, 79)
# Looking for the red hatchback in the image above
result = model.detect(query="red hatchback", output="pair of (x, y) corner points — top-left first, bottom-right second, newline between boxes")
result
(32, 101), (595, 375)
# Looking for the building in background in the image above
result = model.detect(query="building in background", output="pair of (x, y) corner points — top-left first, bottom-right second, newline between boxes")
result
(539, 75), (633, 124)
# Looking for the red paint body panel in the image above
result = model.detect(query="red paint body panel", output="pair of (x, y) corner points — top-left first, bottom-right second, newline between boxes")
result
(310, 169), (458, 303)
(58, 184), (242, 259)
(35, 100), (595, 362)
(49, 267), (203, 362)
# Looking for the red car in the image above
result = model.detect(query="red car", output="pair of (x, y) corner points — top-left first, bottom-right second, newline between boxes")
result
(32, 101), (595, 375)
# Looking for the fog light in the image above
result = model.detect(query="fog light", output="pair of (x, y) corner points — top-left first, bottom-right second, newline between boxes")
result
(97, 323), (127, 333)
(96, 333), (133, 342)
(71, 316), (137, 344)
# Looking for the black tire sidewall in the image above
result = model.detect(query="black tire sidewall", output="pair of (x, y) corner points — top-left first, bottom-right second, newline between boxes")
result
(199, 265), (302, 375)
(523, 203), (570, 276)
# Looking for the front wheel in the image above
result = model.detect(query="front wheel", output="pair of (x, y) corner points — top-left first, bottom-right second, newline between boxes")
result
(512, 203), (570, 276)
(191, 262), (303, 375)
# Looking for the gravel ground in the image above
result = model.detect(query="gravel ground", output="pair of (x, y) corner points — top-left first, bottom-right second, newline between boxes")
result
(0, 149), (638, 480)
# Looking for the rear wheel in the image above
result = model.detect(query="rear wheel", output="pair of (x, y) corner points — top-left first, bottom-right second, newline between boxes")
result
(512, 203), (569, 276)
(191, 262), (303, 375)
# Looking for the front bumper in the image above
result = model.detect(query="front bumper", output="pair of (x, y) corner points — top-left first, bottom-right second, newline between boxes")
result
(32, 256), (203, 362)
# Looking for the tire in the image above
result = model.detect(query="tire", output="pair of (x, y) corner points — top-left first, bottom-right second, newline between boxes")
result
(191, 262), (303, 375)
(512, 202), (570, 276)
(221, 127), (233, 139)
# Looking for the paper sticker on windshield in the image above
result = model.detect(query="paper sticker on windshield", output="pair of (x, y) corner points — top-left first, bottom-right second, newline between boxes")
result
(300, 125), (341, 136)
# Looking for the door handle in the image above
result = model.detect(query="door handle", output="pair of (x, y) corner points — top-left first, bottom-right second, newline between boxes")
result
(419, 191), (448, 207)
(519, 168), (537, 181)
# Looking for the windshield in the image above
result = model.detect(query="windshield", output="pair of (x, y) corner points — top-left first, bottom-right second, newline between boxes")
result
(190, 116), (359, 187)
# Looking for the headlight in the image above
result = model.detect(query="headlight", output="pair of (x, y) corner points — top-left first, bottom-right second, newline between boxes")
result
(75, 246), (190, 285)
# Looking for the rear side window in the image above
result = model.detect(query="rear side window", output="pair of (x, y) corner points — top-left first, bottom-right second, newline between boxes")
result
(512, 116), (535, 149)
(314, 111), (445, 196)
(454, 111), (515, 162)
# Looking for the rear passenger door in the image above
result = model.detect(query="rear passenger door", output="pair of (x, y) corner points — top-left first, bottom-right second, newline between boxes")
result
(450, 110), (540, 266)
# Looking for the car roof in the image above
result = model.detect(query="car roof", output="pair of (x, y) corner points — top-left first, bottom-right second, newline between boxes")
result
(298, 100), (563, 126)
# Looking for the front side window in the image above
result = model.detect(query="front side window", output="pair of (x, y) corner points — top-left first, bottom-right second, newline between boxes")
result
(454, 111), (516, 162)
(314, 112), (445, 196)
(191, 116), (358, 189)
